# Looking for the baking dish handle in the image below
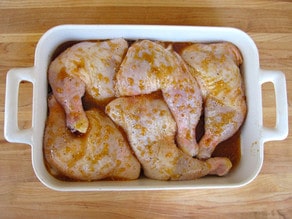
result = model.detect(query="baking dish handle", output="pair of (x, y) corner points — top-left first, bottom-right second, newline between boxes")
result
(259, 69), (288, 143)
(4, 67), (35, 146)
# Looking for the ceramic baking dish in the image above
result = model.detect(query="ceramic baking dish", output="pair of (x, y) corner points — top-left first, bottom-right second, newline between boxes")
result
(4, 25), (288, 191)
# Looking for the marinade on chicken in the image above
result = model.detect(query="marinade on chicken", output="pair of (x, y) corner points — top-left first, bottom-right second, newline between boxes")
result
(48, 39), (128, 133)
(180, 42), (246, 159)
(106, 95), (232, 180)
(44, 95), (141, 181)
(115, 40), (202, 157)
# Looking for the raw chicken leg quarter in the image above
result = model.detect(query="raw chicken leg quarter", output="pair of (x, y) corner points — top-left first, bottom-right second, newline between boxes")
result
(106, 95), (232, 180)
(44, 95), (141, 181)
(115, 40), (203, 157)
(180, 42), (247, 159)
(48, 38), (128, 134)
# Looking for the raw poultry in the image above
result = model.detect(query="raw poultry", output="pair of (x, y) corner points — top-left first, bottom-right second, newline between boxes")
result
(48, 38), (128, 134)
(180, 42), (247, 159)
(115, 40), (202, 157)
(44, 95), (141, 181)
(106, 94), (232, 180)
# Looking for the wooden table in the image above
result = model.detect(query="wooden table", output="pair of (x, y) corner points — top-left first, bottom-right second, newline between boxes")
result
(0, 1), (291, 218)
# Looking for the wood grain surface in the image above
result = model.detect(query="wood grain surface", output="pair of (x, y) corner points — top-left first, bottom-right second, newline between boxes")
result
(0, 0), (291, 218)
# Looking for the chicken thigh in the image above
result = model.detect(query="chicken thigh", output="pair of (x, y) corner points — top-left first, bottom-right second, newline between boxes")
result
(180, 42), (247, 159)
(48, 38), (128, 133)
(106, 95), (232, 180)
(115, 40), (202, 157)
(44, 95), (141, 181)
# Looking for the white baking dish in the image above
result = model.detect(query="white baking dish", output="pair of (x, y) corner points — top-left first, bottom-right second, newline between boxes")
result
(4, 25), (288, 191)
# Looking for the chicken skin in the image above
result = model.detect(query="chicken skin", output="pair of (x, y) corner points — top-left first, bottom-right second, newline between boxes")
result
(180, 42), (247, 159)
(48, 38), (128, 133)
(115, 40), (202, 157)
(106, 95), (232, 180)
(44, 95), (141, 181)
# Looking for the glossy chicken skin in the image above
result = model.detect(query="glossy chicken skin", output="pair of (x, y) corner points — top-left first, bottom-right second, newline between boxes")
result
(44, 95), (141, 181)
(48, 39), (128, 133)
(115, 40), (202, 157)
(106, 95), (232, 180)
(180, 42), (247, 159)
